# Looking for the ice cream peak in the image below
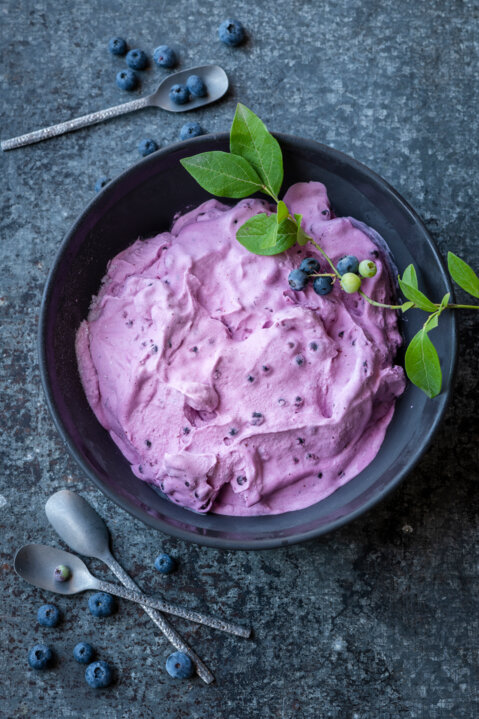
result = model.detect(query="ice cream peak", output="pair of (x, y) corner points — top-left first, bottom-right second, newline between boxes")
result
(75, 182), (406, 516)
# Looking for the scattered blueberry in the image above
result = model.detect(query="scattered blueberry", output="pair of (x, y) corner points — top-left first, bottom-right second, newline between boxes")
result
(237, 475), (247, 485)
(218, 18), (245, 46)
(37, 604), (60, 627)
(145, 439), (152, 448)
(88, 592), (116, 617)
(126, 48), (148, 70)
(250, 412), (264, 426)
(85, 660), (113, 688)
(94, 176), (110, 192)
(229, 428), (238, 436)
(313, 276), (333, 295)
(309, 342), (318, 351)
(299, 257), (320, 275)
(186, 74), (207, 97)
(153, 45), (177, 68)
(247, 375), (255, 383)
(295, 354), (305, 366)
(358, 259), (377, 278)
(262, 365), (270, 372)
(116, 69), (138, 91)
(337, 255), (359, 275)
(180, 122), (204, 141)
(169, 84), (190, 105)
(73, 642), (95, 664)
(138, 138), (158, 156)
(154, 553), (176, 574)
(340, 272), (362, 294)
(108, 37), (127, 56)
(166, 651), (195, 679)
(54, 564), (71, 582)
(288, 268), (308, 291)
(28, 644), (53, 670)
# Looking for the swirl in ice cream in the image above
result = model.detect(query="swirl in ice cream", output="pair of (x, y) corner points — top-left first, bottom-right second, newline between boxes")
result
(75, 182), (406, 516)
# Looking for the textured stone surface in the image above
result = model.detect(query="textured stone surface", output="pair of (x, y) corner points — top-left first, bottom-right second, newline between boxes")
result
(1, 1), (478, 717)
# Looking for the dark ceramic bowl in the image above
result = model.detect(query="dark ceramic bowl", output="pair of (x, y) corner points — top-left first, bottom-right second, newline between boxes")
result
(39, 133), (456, 550)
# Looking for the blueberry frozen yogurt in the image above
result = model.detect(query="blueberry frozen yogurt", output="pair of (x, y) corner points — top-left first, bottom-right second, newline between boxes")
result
(76, 181), (406, 516)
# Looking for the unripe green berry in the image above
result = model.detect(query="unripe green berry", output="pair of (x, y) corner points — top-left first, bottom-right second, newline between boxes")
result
(54, 564), (71, 582)
(340, 272), (362, 293)
(358, 260), (377, 278)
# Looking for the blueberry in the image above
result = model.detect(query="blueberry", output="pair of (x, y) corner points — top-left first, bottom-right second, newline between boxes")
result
(88, 592), (116, 617)
(218, 18), (245, 46)
(94, 176), (109, 192)
(37, 604), (60, 627)
(153, 45), (177, 68)
(166, 651), (195, 679)
(186, 74), (207, 97)
(169, 84), (190, 105)
(116, 69), (138, 91)
(28, 644), (53, 670)
(295, 355), (305, 366)
(138, 138), (158, 156)
(73, 642), (95, 664)
(337, 255), (359, 275)
(108, 37), (127, 56)
(358, 259), (377, 278)
(85, 660), (113, 688)
(288, 269), (308, 291)
(154, 553), (176, 574)
(340, 272), (362, 293)
(250, 412), (264, 426)
(180, 122), (204, 141)
(126, 48), (148, 70)
(299, 257), (320, 275)
(313, 276), (333, 295)
(54, 564), (71, 582)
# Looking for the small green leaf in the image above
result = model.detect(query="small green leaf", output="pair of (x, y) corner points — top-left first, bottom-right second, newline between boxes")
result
(294, 213), (309, 246)
(398, 277), (438, 312)
(439, 292), (450, 312)
(400, 301), (414, 313)
(236, 214), (297, 256)
(447, 252), (479, 298)
(405, 328), (442, 398)
(230, 103), (283, 197)
(402, 264), (418, 289)
(424, 312), (439, 332)
(180, 151), (263, 198)
(277, 200), (289, 223)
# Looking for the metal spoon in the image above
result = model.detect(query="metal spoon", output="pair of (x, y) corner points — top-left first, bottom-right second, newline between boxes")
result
(15, 543), (251, 640)
(1, 64), (228, 151)
(45, 490), (214, 684)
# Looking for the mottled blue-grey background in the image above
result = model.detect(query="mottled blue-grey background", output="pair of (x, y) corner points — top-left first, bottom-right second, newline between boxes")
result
(1, 1), (478, 717)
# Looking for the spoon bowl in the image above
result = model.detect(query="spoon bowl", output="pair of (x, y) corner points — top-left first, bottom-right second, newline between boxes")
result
(14, 544), (94, 594)
(45, 490), (110, 560)
(151, 64), (229, 112)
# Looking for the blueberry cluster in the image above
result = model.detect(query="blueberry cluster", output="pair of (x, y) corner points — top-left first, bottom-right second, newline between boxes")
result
(29, 602), (114, 687)
(288, 254), (377, 296)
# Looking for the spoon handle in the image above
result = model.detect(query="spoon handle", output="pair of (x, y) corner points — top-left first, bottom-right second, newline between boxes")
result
(1, 96), (151, 151)
(92, 577), (251, 639)
(105, 554), (214, 684)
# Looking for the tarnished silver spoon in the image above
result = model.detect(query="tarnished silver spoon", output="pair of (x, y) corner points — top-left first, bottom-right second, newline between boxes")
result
(14, 543), (251, 640)
(45, 490), (214, 684)
(1, 64), (228, 151)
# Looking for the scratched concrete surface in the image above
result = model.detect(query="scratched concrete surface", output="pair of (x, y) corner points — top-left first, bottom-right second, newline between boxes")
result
(1, 1), (478, 717)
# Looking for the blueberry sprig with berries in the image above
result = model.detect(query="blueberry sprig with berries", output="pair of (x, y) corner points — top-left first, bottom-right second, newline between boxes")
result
(181, 104), (479, 398)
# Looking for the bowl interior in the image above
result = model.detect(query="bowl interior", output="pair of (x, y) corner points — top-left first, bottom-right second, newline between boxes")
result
(39, 133), (456, 549)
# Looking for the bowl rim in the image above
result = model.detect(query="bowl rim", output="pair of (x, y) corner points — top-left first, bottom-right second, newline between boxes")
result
(38, 131), (457, 550)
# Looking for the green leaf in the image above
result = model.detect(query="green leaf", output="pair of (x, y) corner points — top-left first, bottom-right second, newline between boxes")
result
(236, 214), (296, 256)
(447, 252), (479, 298)
(398, 277), (438, 312)
(294, 213), (310, 246)
(400, 301), (414, 313)
(402, 264), (418, 289)
(439, 292), (450, 312)
(277, 200), (289, 223)
(230, 103), (283, 197)
(180, 151), (263, 198)
(405, 328), (442, 398)
(424, 312), (439, 332)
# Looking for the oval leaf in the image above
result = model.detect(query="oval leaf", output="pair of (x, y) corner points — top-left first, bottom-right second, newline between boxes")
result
(180, 151), (263, 198)
(405, 328), (442, 398)
(277, 200), (289, 223)
(230, 103), (283, 197)
(398, 278), (438, 312)
(294, 213), (310, 246)
(402, 264), (418, 289)
(447, 252), (479, 298)
(236, 214), (296, 256)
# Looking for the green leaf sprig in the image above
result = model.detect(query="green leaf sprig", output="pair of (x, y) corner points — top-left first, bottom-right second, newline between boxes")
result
(181, 104), (479, 399)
